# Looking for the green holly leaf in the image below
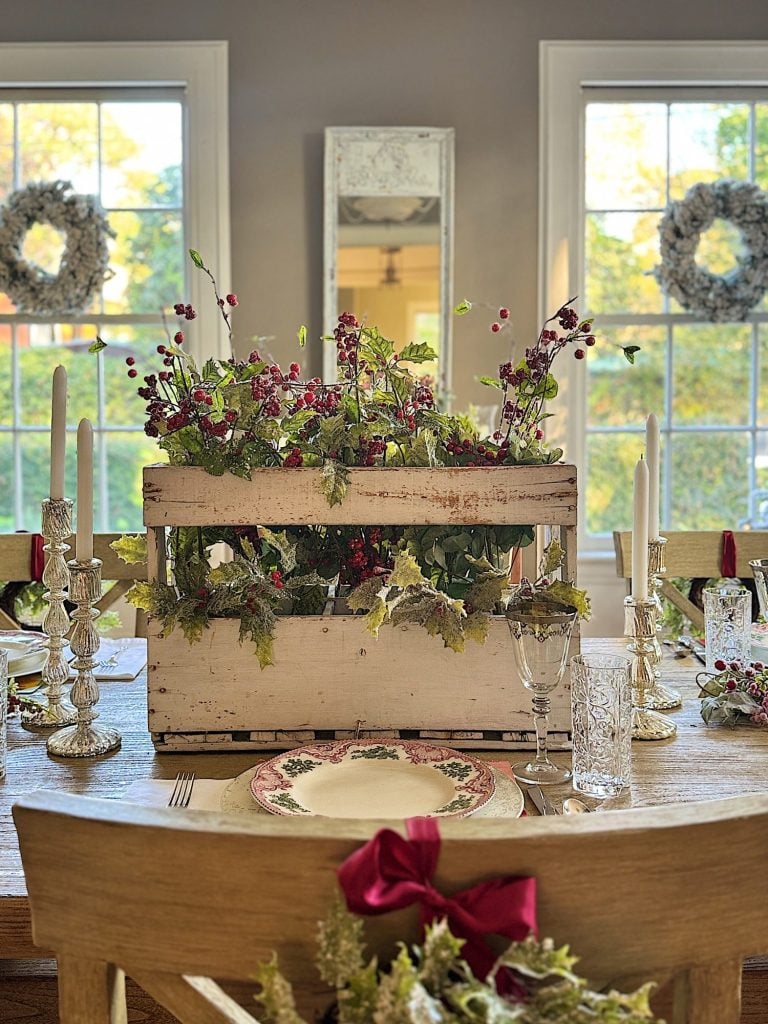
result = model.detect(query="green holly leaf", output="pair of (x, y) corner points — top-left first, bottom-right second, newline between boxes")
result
(389, 550), (428, 589)
(88, 336), (107, 354)
(347, 575), (386, 613)
(478, 375), (503, 389)
(463, 610), (490, 644)
(188, 248), (205, 268)
(622, 345), (641, 364)
(110, 533), (148, 565)
(539, 538), (564, 577)
(319, 459), (349, 507)
(318, 414), (346, 455)
(297, 325), (307, 347)
(364, 596), (388, 636)
(454, 299), (472, 315)
(408, 429), (439, 467)
(465, 572), (507, 613)
(546, 580), (592, 620)
(124, 581), (154, 611)
(398, 341), (437, 364)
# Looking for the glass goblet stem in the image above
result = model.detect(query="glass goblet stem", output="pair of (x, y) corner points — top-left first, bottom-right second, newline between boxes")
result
(532, 693), (553, 770)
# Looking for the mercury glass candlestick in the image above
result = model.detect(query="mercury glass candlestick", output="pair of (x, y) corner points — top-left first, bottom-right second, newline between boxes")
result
(624, 595), (677, 740)
(22, 499), (78, 729)
(47, 558), (121, 758)
(644, 537), (682, 710)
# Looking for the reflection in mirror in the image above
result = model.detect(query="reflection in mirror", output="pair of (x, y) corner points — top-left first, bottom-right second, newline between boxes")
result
(324, 128), (454, 396)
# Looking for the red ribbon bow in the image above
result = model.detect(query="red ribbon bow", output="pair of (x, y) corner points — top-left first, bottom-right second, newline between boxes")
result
(30, 534), (45, 583)
(721, 530), (737, 578)
(337, 818), (537, 989)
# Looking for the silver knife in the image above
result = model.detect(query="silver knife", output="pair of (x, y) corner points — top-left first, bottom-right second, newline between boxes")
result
(529, 784), (554, 815)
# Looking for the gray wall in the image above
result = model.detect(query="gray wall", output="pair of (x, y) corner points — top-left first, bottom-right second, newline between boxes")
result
(3, 0), (767, 406)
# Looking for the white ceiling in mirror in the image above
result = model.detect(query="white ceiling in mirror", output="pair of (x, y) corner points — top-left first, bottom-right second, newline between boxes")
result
(324, 127), (454, 393)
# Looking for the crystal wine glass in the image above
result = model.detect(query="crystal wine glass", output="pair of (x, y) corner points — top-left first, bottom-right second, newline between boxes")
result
(506, 599), (577, 785)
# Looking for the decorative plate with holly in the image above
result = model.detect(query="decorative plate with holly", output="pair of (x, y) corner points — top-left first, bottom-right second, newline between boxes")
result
(250, 739), (496, 818)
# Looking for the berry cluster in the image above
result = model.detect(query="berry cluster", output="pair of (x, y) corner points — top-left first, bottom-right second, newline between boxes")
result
(445, 436), (510, 466)
(173, 302), (197, 321)
(339, 528), (388, 586)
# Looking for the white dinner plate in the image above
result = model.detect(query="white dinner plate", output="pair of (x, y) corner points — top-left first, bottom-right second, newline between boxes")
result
(0, 631), (48, 678)
(250, 740), (497, 819)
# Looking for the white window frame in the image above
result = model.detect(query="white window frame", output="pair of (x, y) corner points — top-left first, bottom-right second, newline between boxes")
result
(540, 40), (768, 557)
(0, 40), (231, 363)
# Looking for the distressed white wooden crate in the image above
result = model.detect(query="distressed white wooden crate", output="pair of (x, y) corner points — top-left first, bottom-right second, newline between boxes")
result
(144, 464), (579, 751)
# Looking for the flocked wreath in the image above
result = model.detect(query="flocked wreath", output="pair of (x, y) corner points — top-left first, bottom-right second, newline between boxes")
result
(655, 179), (768, 322)
(0, 180), (114, 315)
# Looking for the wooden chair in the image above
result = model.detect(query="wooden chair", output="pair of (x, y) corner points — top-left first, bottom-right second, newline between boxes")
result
(13, 791), (768, 1024)
(0, 533), (147, 634)
(613, 529), (768, 630)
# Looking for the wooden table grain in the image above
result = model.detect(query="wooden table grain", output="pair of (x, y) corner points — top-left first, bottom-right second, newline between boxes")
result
(2, 637), (768, 961)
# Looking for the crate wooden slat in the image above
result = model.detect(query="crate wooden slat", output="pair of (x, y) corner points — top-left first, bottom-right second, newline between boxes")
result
(144, 463), (578, 527)
(145, 463), (579, 751)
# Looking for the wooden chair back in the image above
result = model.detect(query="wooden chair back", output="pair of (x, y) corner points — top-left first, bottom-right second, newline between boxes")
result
(14, 791), (768, 1024)
(0, 532), (147, 632)
(613, 529), (768, 629)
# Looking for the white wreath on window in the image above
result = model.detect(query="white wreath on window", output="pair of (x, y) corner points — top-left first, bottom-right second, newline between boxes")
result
(655, 179), (768, 323)
(0, 180), (114, 315)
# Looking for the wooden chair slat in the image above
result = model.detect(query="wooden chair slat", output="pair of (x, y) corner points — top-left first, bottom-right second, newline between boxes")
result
(128, 972), (258, 1024)
(673, 958), (742, 1024)
(57, 955), (127, 1024)
(13, 791), (768, 1021)
(613, 530), (768, 580)
(0, 534), (147, 583)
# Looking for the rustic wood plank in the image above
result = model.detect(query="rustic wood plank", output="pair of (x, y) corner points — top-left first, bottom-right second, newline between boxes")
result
(146, 616), (574, 737)
(143, 464), (578, 527)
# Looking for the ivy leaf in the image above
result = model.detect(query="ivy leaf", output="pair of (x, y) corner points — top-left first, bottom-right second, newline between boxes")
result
(622, 345), (641, 364)
(110, 533), (148, 565)
(297, 325), (307, 347)
(398, 341), (438, 364)
(88, 335), (107, 354)
(320, 459), (349, 507)
(188, 248), (205, 268)
(478, 375), (503, 389)
(389, 550), (428, 589)
(454, 299), (472, 315)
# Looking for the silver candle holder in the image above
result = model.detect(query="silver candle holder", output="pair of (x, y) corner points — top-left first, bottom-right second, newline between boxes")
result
(645, 537), (682, 710)
(47, 558), (121, 758)
(624, 595), (677, 741)
(22, 499), (78, 729)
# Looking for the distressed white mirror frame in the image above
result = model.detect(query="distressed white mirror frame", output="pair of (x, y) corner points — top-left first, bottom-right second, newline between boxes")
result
(323, 126), (454, 393)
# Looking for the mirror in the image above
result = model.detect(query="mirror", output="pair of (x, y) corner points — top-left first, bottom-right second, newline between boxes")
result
(324, 127), (454, 396)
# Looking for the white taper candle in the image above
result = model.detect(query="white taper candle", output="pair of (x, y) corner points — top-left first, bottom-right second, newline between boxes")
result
(646, 413), (660, 540)
(50, 365), (67, 500)
(631, 457), (649, 602)
(76, 418), (94, 562)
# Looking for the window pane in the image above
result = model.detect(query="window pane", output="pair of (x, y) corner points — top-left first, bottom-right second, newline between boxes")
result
(756, 104), (768, 189)
(104, 432), (164, 532)
(670, 431), (750, 529)
(669, 103), (749, 199)
(672, 324), (751, 426)
(587, 326), (666, 427)
(585, 432), (646, 535)
(104, 210), (184, 315)
(0, 104), (12, 201)
(0, 433), (12, 531)
(756, 432), (768, 514)
(100, 326), (163, 427)
(585, 103), (667, 210)
(17, 102), (98, 193)
(759, 326), (768, 427)
(17, 325), (99, 426)
(0, 327), (11, 426)
(18, 430), (102, 533)
(101, 102), (183, 208)
(585, 212), (663, 313)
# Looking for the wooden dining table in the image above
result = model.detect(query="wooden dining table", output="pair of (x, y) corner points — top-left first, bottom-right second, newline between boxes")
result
(1, 636), (767, 1021)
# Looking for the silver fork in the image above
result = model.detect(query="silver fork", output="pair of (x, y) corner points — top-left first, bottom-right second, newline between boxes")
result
(167, 771), (196, 808)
